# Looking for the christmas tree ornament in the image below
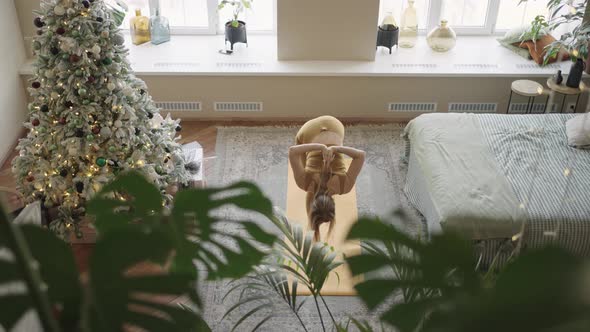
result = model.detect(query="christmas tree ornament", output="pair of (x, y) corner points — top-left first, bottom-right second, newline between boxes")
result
(34, 17), (45, 28)
(75, 182), (84, 193)
(54, 5), (65, 15)
(14, 0), (191, 235)
(175, 125), (182, 132)
(100, 126), (112, 137)
(95, 157), (106, 167)
(37, 30), (43, 36)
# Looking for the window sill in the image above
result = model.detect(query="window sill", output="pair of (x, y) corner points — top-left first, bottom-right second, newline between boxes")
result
(20, 34), (572, 78)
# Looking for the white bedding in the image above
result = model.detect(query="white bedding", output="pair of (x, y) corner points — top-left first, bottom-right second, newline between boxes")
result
(404, 113), (527, 239)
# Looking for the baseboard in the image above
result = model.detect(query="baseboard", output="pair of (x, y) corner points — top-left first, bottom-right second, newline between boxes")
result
(172, 116), (408, 124)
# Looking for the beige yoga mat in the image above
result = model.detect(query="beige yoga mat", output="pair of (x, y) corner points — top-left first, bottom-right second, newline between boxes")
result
(286, 158), (362, 296)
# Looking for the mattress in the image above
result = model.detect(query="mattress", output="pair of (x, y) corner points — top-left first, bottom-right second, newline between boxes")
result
(403, 113), (590, 255)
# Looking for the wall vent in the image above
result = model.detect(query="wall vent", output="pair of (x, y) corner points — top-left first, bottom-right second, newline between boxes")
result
(155, 101), (202, 112)
(508, 103), (557, 113)
(216, 62), (262, 69)
(449, 103), (498, 113)
(214, 102), (263, 112)
(516, 63), (561, 70)
(388, 102), (438, 112)
(392, 64), (437, 70)
(153, 62), (200, 69)
(454, 64), (499, 71)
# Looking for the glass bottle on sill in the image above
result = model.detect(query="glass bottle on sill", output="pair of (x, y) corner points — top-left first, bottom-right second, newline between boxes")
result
(150, 8), (171, 45)
(399, 0), (418, 48)
(130, 9), (150, 45)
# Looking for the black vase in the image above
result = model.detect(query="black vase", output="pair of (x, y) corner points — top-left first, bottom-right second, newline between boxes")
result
(377, 25), (399, 54)
(225, 20), (247, 51)
(566, 58), (586, 88)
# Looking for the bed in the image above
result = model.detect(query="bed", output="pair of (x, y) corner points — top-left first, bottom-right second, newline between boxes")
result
(403, 113), (590, 260)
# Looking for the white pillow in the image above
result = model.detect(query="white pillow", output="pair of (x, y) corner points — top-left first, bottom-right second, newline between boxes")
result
(566, 114), (590, 149)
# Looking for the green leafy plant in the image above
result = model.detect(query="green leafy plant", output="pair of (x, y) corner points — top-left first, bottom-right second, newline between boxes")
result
(218, 0), (254, 27)
(346, 215), (590, 332)
(0, 171), (279, 331)
(222, 209), (343, 332)
(520, 15), (550, 44)
(521, 0), (590, 63)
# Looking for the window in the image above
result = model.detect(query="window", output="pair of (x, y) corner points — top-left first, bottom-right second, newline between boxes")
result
(378, 0), (430, 30)
(496, 0), (549, 31)
(120, 0), (275, 35)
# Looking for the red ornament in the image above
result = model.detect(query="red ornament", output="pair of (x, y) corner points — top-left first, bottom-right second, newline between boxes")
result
(26, 175), (35, 182)
(92, 126), (100, 134)
(56, 27), (66, 35)
(32, 119), (40, 126)
(59, 117), (67, 125)
(69, 54), (80, 63)
(32, 82), (41, 89)
(87, 76), (96, 84)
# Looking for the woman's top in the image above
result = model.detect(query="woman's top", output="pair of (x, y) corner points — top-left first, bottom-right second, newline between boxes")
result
(296, 116), (348, 194)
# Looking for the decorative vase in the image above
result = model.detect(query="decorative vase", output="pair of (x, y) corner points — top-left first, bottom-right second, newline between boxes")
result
(426, 20), (456, 52)
(399, 0), (418, 48)
(149, 5), (170, 44)
(130, 9), (150, 45)
(377, 11), (399, 54)
(566, 58), (586, 88)
(225, 20), (248, 51)
(554, 70), (563, 85)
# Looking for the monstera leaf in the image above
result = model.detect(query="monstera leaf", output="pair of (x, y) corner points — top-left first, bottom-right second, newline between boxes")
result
(87, 227), (201, 331)
(0, 221), (81, 332)
(88, 172), (277, 281)
(346, 215), (590, 332)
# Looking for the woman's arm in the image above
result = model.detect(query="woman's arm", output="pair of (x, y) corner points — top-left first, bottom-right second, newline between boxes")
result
(329, 146), (366, 194)
(289, 143), (327, 191)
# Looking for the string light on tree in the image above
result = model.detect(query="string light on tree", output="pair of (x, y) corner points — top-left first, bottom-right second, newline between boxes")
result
(12, 0), (191, 238)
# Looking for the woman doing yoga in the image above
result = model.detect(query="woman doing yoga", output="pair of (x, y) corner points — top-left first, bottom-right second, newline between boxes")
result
(289, 116), (366, 242)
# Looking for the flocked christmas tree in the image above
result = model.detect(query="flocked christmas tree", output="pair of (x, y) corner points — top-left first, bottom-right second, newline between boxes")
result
(13, 0), (191, 237)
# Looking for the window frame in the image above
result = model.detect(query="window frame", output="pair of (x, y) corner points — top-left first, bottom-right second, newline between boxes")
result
(426, 0), (503, 35)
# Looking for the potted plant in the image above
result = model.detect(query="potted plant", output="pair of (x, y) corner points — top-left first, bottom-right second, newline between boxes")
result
(218, 0), (253, 51)
(522, 0), (590, 72)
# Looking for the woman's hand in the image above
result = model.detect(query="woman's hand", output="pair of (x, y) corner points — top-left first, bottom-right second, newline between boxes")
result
(323, 146), (335, 168)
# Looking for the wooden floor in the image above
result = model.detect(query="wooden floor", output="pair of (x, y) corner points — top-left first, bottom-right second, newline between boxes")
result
(0, 119), (394, 276)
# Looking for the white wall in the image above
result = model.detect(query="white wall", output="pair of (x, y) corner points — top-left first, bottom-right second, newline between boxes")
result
(0, 0), (27, 164)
